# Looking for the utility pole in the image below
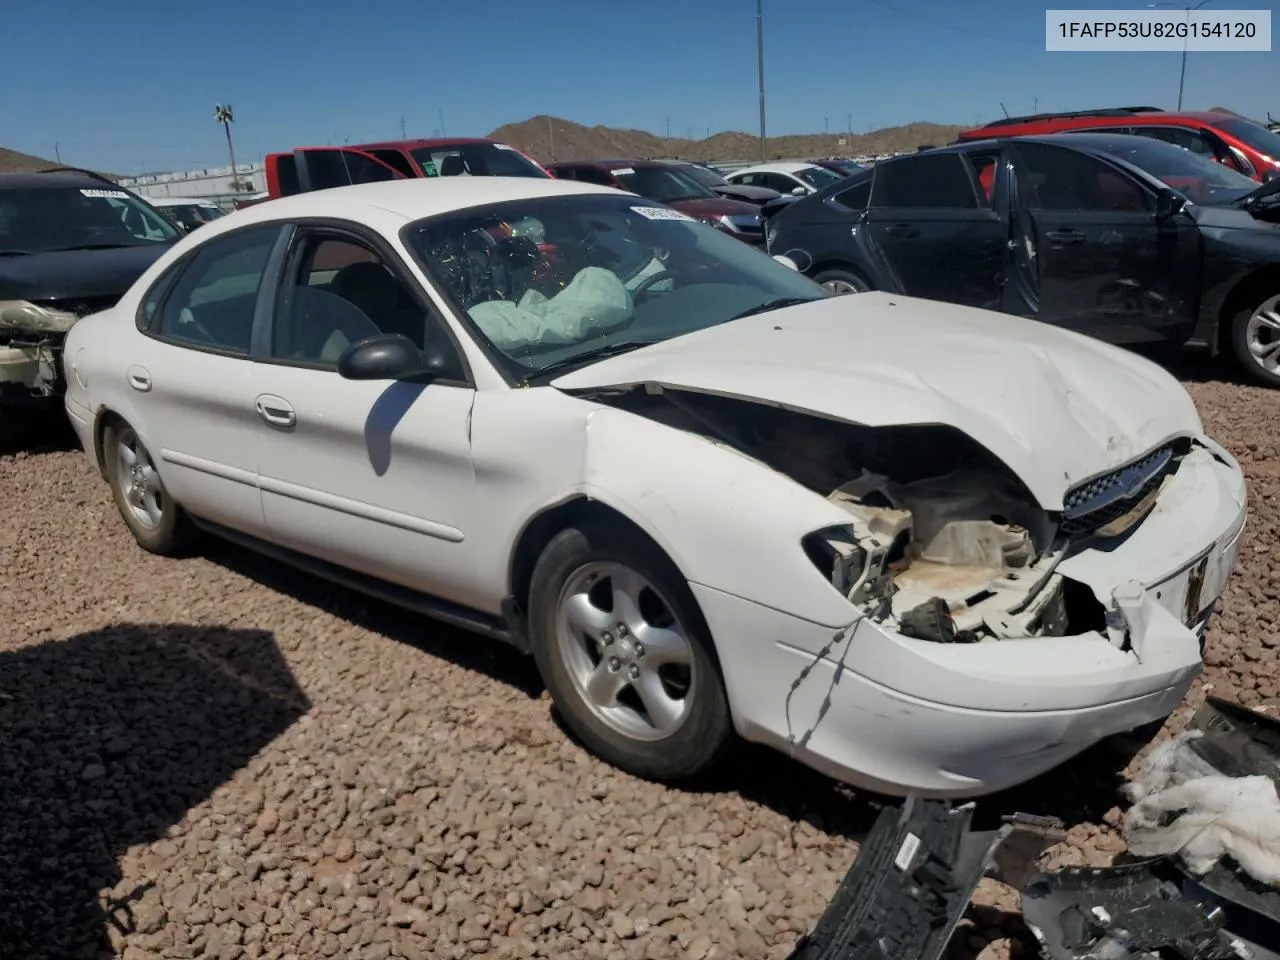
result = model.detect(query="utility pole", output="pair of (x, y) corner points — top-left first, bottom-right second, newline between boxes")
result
(548, 117), (556, 161)
(400, 116), (406, 138)
(665, 116), (671, 140)
(54, 142), (61, 164)
(756, 0), (767, 162)
(438, 108), (447, 137)
(824, 115), (829, 154)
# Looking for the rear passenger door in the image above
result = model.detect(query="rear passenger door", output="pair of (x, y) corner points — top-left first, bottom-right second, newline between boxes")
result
(129, 223), (290, 536)
(864, 152), (1008, 309)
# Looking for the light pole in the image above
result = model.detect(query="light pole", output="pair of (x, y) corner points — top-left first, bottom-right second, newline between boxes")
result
(1149, 0), (1217, 110)
(756, 0), (766, 162)
(214, 104), (238, 192)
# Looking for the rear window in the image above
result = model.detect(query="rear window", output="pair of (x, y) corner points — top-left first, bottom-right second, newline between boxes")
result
(410, 143), (547, 178)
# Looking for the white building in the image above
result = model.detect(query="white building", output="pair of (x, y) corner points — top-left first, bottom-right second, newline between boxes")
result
(118, 161), (266, 205)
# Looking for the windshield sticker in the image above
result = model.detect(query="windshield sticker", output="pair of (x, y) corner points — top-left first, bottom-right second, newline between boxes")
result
(80, 188), (129, 199)
(493, 143), (515, 150)
(421, 160), (438, 177)
(611, 167), (636, 176)
(630, 205), (694, 222)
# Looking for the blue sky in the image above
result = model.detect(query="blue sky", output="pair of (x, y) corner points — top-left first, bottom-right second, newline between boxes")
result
(5, 0), (1277, 175)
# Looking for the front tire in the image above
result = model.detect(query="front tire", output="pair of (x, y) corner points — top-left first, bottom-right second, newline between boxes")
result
(1230, 292), (1280, 388)
(813, 267), (871, 295)
(103, 420), (191, 555)
(527, 522), (732, 781)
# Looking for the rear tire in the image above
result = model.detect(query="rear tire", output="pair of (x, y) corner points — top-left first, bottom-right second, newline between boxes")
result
(527, 522), (733, 781)
(813, 267), (871, 295)
(103, 420), (192, 555)
(1229, 292), (1280, 388)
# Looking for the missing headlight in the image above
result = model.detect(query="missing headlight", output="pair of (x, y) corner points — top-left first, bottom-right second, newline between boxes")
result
(802, 524), (902, 609)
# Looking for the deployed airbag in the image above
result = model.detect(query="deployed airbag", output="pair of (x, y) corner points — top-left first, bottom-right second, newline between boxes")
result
(467, 266), (633, 351)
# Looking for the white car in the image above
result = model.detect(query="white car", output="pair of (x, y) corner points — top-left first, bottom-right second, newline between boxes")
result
(146, 197), (227, 231)
(724, 161), (845, 197)
(62, 176), (1248, 798)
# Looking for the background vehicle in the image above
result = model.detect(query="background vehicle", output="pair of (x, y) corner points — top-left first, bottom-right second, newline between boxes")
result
(63, 176), (1245, 799)
(546, 159), (765, 243)
(810, 158), (868, 177)
(264, 137), (550, 199)
(724, 161), (846, 197)
(148, 197), (226, 231)
(765, 132), (1280, 386)
(955, 106), (1280, 183)
(654, 158), (782, 205)
(0, 168), (180, 443)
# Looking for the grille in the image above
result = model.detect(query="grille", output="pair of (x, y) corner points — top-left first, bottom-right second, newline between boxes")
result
(1060, 441), (1185, 537)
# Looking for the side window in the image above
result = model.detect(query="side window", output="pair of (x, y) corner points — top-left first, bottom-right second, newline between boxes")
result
(575, 166), (617, 187)
(765, 173), (800, 194)
(735, 173), (760, 186)
(1131, 125), (1216, 158)
(550, 167), (576, 181)
(870, 154), (979, 208)
(831, 178), (871, 212)
(156, 226), (282, 353)
(368, 149), (418, 178)
(272, 233), (465, 380)
(304, 151), (399, 190)
(1015, 142), (1151, 213)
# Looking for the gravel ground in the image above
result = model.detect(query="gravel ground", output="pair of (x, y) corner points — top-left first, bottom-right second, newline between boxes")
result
(2, 356), (1277, 960)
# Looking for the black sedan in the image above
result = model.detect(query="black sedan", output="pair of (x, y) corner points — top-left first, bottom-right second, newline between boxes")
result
(765, 132), (1280, 387)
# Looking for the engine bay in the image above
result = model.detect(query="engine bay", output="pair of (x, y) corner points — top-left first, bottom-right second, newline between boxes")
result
(586, 385), (1113, 643)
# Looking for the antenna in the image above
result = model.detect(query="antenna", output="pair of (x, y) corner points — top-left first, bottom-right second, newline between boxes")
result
(1000, 102), (1010, 117)
(438, 108), (447, 137)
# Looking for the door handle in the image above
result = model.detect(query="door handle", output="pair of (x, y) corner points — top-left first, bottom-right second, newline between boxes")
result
(255, 394), (296, 428)
(126, 365), (152, 392)
(884, 224), (920, 238)
(1045, 229), (1085, 246)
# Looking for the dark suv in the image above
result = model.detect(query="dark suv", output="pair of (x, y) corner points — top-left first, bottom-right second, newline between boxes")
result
(0, 168), (180, 440)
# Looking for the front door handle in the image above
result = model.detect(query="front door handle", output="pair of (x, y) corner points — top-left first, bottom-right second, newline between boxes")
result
(884, 224), (921, 238)
(1045, 228), (1086, 246)
(255, 394), (296, 428)
(126, 365), (152, 392)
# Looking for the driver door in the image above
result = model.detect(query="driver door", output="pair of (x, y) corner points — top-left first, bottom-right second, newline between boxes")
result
(253, 222), (483, 607)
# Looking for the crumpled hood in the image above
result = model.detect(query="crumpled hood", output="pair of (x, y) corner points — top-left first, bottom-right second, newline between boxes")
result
(0, 244), (171, 302)
(552, 292), (1204, 510)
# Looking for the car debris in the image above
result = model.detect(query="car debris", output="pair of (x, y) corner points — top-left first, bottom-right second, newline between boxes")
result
(789, 697), (1280, 960)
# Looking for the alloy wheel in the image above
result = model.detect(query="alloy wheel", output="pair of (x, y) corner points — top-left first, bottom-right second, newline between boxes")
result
(1245, 294), (1280, 377)
(116, 429), (165, 529)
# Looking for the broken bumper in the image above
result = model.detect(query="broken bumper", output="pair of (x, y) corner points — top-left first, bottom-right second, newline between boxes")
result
(697, 443), (1247, 798)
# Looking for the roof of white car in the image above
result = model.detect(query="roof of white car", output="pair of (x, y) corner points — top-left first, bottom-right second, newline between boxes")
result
(729, 162), (822, 177)
(207, 176), (618, 235)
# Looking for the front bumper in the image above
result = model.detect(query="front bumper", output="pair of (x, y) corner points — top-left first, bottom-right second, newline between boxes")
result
(696, 442), (1248, 798)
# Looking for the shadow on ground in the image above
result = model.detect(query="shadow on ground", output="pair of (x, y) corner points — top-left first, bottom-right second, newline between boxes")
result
(0, 624), (308, 959)
(0, 408), (81, 457)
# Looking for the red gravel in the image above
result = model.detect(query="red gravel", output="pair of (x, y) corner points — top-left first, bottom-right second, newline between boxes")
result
(2, 358), (1276, 960)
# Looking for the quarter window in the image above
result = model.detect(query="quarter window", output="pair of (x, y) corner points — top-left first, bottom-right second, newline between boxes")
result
(272, 233), (464, 380)
(156, 225), (282, 353)
(831, 178), (871, 212)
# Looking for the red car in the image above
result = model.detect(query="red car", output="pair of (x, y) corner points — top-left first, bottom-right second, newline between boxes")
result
(264, 138), (550, 199)
(544, 159), (766, 244)
(956, 106), (1280, 183)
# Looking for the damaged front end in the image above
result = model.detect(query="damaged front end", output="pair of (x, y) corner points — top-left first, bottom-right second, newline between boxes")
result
(0, 298), (87, 405)
(588, 386), (1194, 646)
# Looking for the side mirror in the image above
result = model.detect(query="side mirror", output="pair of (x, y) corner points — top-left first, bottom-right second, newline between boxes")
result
(791, 186), (807, 196)
(1154, 187), (1187, 219)
(772, 254), (799, 271)
(336, 333), (446, 381)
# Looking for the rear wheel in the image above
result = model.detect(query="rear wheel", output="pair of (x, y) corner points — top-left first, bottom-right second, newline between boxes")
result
(813, 267), (871, 295)
(103, 420), (192, 555)
(527, 522), (732, 781)
(1229, 292), (1280, 388)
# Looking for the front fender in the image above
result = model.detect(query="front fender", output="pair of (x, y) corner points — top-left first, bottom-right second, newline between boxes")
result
(579, 406), (860, 628)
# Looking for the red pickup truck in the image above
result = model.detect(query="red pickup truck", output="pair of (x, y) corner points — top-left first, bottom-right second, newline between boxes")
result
(263, 137), (550, 199)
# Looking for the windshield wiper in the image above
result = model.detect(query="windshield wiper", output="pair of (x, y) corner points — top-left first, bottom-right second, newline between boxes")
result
(727, 297), (820, 321)
(528, 339), (659, 381)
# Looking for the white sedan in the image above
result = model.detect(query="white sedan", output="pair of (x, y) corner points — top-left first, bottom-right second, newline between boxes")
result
(62, 176), (1248, 798)
(724, 161), (845, 196)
